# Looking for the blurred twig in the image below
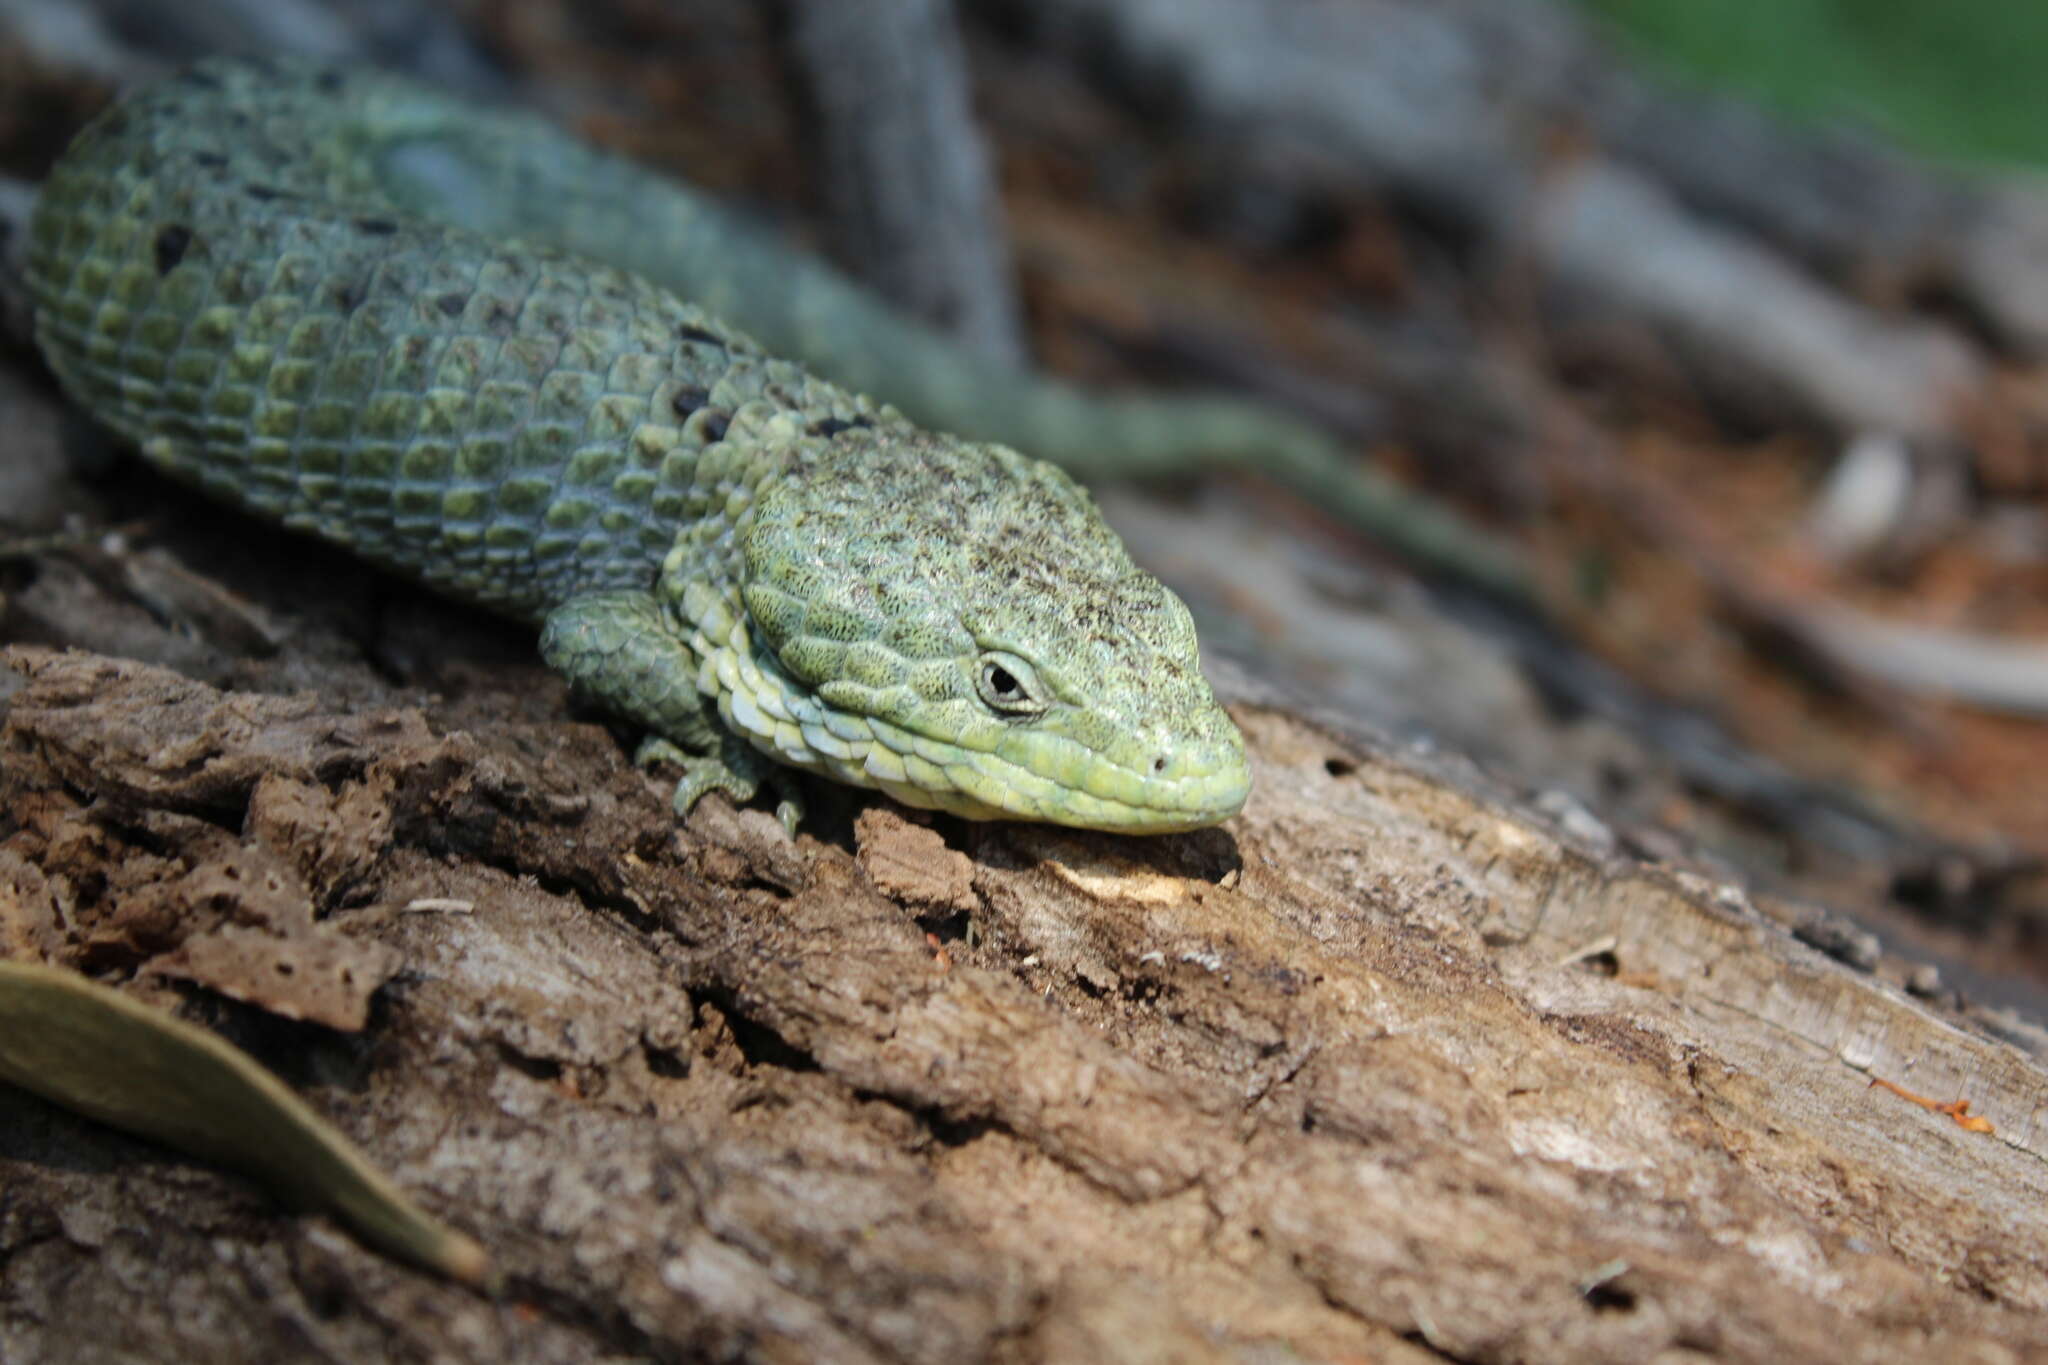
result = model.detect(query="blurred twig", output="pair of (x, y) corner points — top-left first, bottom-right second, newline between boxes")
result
(980, 0), (1988, 441)
(778, 0), (1028, 366)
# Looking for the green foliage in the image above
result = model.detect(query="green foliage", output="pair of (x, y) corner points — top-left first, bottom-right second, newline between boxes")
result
(1576, 0), (2048, 168)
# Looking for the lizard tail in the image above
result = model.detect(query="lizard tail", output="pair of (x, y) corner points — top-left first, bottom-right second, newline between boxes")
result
(356, 71), (1534, 600)
(910, 376), (1536, 603)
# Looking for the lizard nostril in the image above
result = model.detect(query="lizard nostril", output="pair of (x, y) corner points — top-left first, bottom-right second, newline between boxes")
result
(1153, 755), (1168, 774)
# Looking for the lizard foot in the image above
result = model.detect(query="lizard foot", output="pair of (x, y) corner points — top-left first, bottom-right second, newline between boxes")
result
(637, 735), (804, 836)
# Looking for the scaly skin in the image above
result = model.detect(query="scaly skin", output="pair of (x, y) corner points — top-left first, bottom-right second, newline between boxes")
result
(25, 58), (1249, 834)
(352, 54), (1530, 599)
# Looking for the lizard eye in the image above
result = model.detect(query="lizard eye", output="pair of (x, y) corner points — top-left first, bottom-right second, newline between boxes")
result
(976, 652), (1046, 715)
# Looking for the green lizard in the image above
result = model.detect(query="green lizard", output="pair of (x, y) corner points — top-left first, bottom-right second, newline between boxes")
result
(9, 57), (1275, 1282)
(0, 49), (1528, 1289)
(25, 58), (1252, 835)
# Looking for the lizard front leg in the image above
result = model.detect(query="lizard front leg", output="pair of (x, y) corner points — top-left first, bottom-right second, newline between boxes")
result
(539, 590), (803, 832)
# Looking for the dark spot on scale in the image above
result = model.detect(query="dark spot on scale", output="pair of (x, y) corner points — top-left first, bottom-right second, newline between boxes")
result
(481, 299), (517, 334)
(246, 184), (285, 202)
(333, 280), (366, 313)
(700, 412), (730, 443)
(193, 152), (227, 170)
(179, 70), (223, 91)
(677, 323), (722, 346)
(353, 218), (399, 236)
(670, 387), (709, 419)
(810, 416), (873, 439)
(436, 292), (469, 318)
(316, 68), (346, 93)
(153, 225), (192, 275)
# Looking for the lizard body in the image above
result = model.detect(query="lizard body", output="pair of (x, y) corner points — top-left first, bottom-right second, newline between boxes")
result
(25, 59), (1249, 833)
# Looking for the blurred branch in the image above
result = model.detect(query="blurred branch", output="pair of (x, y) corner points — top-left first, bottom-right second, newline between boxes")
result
(979, 0), (1992, 441)
(1528, 157), (1978, 439)
(0, 175), (38, 352)
(1590, 66), (2048, 353)
(0, 0), (506, 94)
(1800, 608), (2048, 716)
(0, 0), (161, 85)
(778, 0), (1028, 366)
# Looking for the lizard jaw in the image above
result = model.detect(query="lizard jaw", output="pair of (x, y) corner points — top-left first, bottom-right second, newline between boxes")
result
(692, 615), (1249, 832)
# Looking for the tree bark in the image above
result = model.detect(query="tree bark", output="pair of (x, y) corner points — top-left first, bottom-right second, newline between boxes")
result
(3, 628), (2047, 1361)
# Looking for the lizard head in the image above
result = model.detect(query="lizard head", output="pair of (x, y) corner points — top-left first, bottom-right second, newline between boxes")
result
(719, 428), (1250, 832)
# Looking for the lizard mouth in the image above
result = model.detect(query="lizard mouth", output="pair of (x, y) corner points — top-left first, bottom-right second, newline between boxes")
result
(874, 735), (1253, 833)
(925, 731), (1252, 832)
(710, 635), (1250, 832)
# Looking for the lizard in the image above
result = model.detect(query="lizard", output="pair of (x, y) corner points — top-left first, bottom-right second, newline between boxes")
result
(5, 55), (1272, 1283)
(23, 57), (1254, 836)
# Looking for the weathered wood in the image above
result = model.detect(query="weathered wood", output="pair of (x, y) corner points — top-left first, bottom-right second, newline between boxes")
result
(3, 636), (2046, 1361)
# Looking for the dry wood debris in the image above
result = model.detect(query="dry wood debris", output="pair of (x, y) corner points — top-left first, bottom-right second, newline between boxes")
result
(4, 638), (2048, 1361)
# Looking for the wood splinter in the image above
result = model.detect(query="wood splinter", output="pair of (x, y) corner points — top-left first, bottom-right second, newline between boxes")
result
(1867, 1075), (1995, 1134)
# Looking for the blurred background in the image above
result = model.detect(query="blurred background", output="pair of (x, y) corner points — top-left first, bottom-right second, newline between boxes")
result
(5, 0), (2048, 1025)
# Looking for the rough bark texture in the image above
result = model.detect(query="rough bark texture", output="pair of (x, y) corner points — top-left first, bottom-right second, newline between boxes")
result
(4, 618), (2048, 1361)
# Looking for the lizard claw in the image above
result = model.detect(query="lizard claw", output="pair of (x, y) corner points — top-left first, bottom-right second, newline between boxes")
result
(639, 734), (802, 833)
